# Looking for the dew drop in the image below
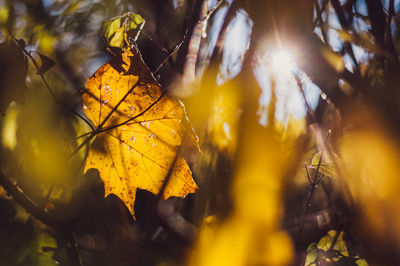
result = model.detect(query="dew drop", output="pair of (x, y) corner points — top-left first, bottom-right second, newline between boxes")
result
(101, 100), (109, 107)
(128, 105), (136, 113)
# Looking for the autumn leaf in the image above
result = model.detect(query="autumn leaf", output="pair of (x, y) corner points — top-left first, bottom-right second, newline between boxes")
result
(82, 49), (198, 218)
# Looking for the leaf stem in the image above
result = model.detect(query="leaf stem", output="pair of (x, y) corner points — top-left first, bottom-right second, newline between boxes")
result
(153, 31), (188, 74)
(296, 130), (331, 242)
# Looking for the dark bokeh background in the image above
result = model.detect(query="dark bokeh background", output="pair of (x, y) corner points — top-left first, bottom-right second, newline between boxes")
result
(1, 0), (400, 265)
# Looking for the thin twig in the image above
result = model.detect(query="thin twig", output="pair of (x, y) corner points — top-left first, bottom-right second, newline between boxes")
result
(386, 0), (398, 64)
(200, 0), (223, 23)
(153, 31), (188, 74)
(41, 184), (54, 209)
(0, 172), (61, 229)
(313, 131), (331, 183)
(312, 0), (329, 27)
(8, 33), (94, 130)
(295, 75), (316, 121)
(330, 0), (361, 75)
(305, 162), (312, 184)
(314, 0), (330, 47)
(296, 130), (331, 242)
(327, 229), (342, 253)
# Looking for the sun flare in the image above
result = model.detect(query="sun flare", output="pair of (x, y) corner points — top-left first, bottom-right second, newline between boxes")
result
(271, 49), (294, 74)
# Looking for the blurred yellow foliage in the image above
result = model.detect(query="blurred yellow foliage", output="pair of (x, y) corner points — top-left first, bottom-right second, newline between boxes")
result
(276, 117), (306, 143)
(321, 49), (345, 72)
(0, 88), (83, 205)
(1, 102), (19, 150)
(339, 108), (400, 246)
(32, 25), (56, 54)
(16, 93), (74, 186)
(207, 81), (240, 151)
(0, 6), (8, 25)
(190, 117), (293, 265)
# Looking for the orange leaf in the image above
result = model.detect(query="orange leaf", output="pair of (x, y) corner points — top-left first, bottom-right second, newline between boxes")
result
(82, 49), (198, 218)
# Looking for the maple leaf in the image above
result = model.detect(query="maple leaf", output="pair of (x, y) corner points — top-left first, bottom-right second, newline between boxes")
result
(82, 49), (198, 218)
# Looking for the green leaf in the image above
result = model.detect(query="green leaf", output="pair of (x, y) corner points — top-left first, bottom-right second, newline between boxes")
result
(102, 17), (122, 43)
(305, 230), (370, 266)
(101, 12), (145, 48)
(356, 258), (369, 266)
(317, 230), (348, 257)
(33, 230), (58, 266)
(305, 242), (318, 266)
(310, 151), (340, 178)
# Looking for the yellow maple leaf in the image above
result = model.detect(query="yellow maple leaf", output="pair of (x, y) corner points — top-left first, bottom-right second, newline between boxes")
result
(82, 49), (198, 218)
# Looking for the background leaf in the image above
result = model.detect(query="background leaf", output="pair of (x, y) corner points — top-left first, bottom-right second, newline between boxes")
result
(36, 53), (55, 75)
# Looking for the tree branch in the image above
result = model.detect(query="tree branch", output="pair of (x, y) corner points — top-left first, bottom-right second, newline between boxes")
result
(0, 171), (82, 266)
(0, 172), (62, 230)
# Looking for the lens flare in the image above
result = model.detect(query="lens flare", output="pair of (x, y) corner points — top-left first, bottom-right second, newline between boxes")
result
(271, 49), (294, 74)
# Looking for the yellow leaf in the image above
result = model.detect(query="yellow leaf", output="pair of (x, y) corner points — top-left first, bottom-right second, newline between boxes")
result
(82, 49), (198, 218)
(322, 49), (345, 72)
